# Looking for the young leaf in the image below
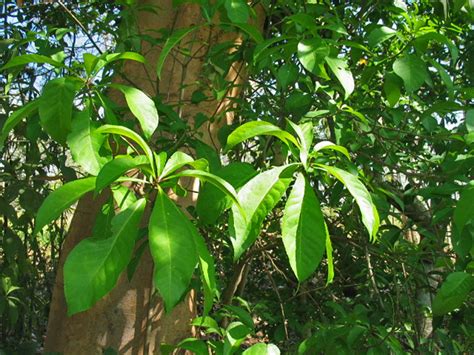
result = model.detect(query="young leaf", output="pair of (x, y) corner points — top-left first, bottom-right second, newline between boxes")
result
(95, 125), (155, 176)
(64, 198), (146, 315)
(111, 84), (159, 139)
(0, 100), (40, 148)
(95, 155), (149, 193)
(325, 57), (354, 100)
(196, 162), (257, 225)
(34, 177), (97, 235)
(0, 54), (63, 71)
(319, 165), (379, 240)
(281, 173), (328, 282)
(230, 165), (294, 260)
(287, 121), (313, 166)
(393, 54), (429, 93)
(156, 26), (200, 79)
(432, 272), (474, 316)
(226, 121), (299, 151)
(39, 77), (82, 145)
(148, 188), (199, 312)
(67, 109), (110, 176)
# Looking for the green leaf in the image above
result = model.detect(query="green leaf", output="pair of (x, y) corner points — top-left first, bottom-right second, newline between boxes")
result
(34, 177), (97, 235)
(67, 109), (110, 175)
(243, 343), (280, 355)
(168, 169), (241, 210)
(432, 272), (474, 316)
(367, 26), (397, 47)
(104, 51), (146, 64)
(383, 72), (402, 107)
(288, 121), (313, 166)
(453, 186), (474, 234)
(111, 84), (159, 139)
(277, 63), (298, 90)
(112, 185), (137, 210)
(96, 124), (155, 176)
(465, 110), (474, 133)
(193, 233), (217, 315)
(148, 188), (199, 312)
(177, 338), (209, 354)
(160, 151), (195, 178)
(325, 57), (354, 100)
(0, 54), (63, 71)
(222, 22), (264, 43)
(428, 59), (454, 99)
(281, 173), (328, 282)
(226, 121), (299, 151)
(393, 54), (429, 93)
(64, 198), (146, 315)
(297, 38), (329, 75)
(39, 77), (82, 144)
(325, 231), (334, 284)
(0, 100), (40, 148)
(230, 165), (294, 260)
(156, 26), (200, 79)
(313, 141), (350, 160)
(319, 165), (379, 240)
(224, 321), (252, 353)
(196, 163), (257, 225)
(96, 156), (149, 193)
(224, 0), (249, 24)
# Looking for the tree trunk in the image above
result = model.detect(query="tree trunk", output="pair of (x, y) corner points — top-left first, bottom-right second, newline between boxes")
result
(44, 1), (263, 353)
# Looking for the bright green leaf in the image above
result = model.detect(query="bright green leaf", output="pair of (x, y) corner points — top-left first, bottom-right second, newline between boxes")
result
(64, 198), (146, 315)
(281, 173), (328, 281)
(230, 165), (295, 260)
(319, 165), (379, 240)
(224, 0), (249, 24)
(243, 343), (280, 355)
(226, 121), (299, 151)
(297, 38), (329, 75)
(96, 155), (149, 193)
(148, 188), (199, 312)
(393, 55), (430, 93)
(0, 54), (63, 71)
(325, 57), (354, 99)
(111, 84), (159, 139)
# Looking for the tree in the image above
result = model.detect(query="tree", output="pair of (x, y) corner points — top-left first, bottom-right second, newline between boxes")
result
(1, 0), (473, 354)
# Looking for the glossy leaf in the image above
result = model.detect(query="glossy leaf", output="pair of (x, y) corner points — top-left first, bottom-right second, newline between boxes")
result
(313, 141), (350, 160)
(432, 272), (474, 316)
(0, 54), (63, 70)
(160, 151), (195, 178)
(243, 343), (280, 355)
(226, 121), (299, 151)
(325, 57), (354, 99)
(224, 0), (249, 24)
(111, 84), (159, 139)
(39, 77), (82, 144)
(148, 188), (199, 312)
(297, 38), (329, 75)
(393, 54), (430, 93)
(96, 155), (149, 193)
(0, 100), (40, 148)
(230, 165), (294, 260)
(95, 125), (155, 176)
(281, 173), (328, 281)
(34, 177), (97, 235)
(64, 198), (146, 315)
(319, 165), (379, 240)
(67, 109), (110, 176)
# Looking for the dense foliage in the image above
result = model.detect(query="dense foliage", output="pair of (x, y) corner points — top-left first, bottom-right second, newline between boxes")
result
(1, 0), (473, 353)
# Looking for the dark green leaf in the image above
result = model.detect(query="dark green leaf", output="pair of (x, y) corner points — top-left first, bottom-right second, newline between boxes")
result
(393, 55), (429, 93)
(432, 272), (474, 316)
(0, 100), (40, 148)
(224, 0), (249, 24)
(367, 26), (397, 47)
(39, 77), (82, 144)
(34, 177), (97, 235)
(383, 73), (402, 107)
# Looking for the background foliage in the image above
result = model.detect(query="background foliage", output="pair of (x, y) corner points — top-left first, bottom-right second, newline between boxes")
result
(1, 0), (473, 353)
